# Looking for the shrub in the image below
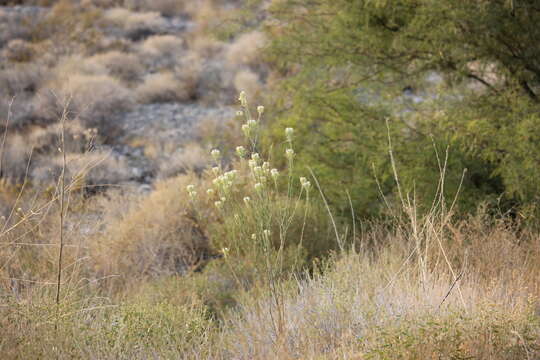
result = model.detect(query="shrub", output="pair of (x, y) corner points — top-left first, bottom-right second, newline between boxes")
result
(135, 72), (190, 103)
(45, 73), (134, 139)
(2, 39), (35, 63)
(91, 174), (216, 288)
(233, 69), (261, 100)
(157, 142), (211, 179)
(102, 7), (166, 40)
(86, 50), (144, 83)
(226, 31), (266, 67)
(139, 34), (184, 69)
(125, 0), (186, 17)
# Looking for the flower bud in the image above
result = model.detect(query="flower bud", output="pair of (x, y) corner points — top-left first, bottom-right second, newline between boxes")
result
(239, 91), (247, 106)
(285, 148), (295, 160)
(285, 127), (294, 141)
(211, 149), (221, 161)
(236, 146), (246, 158)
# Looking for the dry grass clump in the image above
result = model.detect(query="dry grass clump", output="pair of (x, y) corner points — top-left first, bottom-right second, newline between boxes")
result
(31, 150), (132, 189)
(233, 69), (262, 99)
(102, 7), (167, 39)
(157, 142), (211, 179)
(91, 174), (216, 288)
(136, 71), (190, 103)
(219, 217), (540, 359)
(139, 34), (184, 69)
(2, 39), (35, 63)
(0, 64), (46, 98)
(45, 73), (134, 137)
(125, 0), (187, 17)
(226, 31), (266, 67)
(86, 50), (144, 83)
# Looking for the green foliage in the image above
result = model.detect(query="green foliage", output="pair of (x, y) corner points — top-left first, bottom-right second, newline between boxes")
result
(264, 0), (540, 219)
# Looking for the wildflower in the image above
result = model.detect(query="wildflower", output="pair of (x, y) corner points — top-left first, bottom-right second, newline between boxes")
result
(207, 189), (215, 196)
(257, 105), (264, 115)
(300, 177), (311, 191)
(211, 149), (221, 161)
(239, 91), (247, 106)
(221, 247), (230, 258)
(186, 184), (195, 193)
(225, 170), (238, 181)
(254, 182), (263, 193)
(212, 166), (220, 176)
(285, 148), (295, 160)
(247, 119), (257, 128)
(285, 127), (294, 141)
(214, 200), (223, 209)
(253, 166), (263, 176)
(251, 233), (257, 240)
(271, 168), (279, 180)
(243, 196), (251, 204)
(236, 146), (247, 158)
(188, 191), (197, 199)
(248, 159), (257, 170)
(242, 124), (250, 137)
(251, 152), (261, 163)
(262, 161), (270, 171)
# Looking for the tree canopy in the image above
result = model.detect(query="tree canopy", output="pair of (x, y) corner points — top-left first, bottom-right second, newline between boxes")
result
(264, 0), (540, 218)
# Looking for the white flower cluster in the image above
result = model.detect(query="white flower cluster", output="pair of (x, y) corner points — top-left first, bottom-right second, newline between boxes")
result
(186, 184), (197, 199)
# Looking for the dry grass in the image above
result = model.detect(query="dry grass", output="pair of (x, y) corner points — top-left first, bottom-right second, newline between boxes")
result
(102, 7), (166, 39)
(226, 31), (266, 67)
(234, 69), (262, 99)
(46, 73), (134, 135)
(136, 71), (191, 103)
(157, 142), (211, 179)
(90, 175), (215, 289)
(86, 50), (145, 83)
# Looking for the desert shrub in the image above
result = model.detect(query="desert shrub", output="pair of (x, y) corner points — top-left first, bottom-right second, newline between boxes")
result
(91, 174), (216, 288)
(86, 51), (145, 83)
(0, 133), (32, 183)
(125, 0), (186, 17)
(0, 64), (46, 98)
(136, 72), (190, 103)
(138, 34), (184, 69)
(226, 30), (266, 67)
(2, 39), (35, 63)
(102, 7), (166, 40)
(30, 150), (132, 189)
(43, 73), (134, 139)
(157, 142), (211, 179)
(233, 69), (261, 100)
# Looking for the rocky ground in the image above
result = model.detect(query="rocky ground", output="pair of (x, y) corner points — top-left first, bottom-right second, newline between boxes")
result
(0, 3), (248, 192)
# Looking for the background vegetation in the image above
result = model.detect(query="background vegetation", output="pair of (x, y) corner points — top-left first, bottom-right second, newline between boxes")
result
(0, 0), (539, 359)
